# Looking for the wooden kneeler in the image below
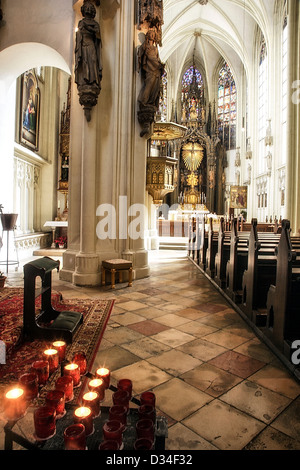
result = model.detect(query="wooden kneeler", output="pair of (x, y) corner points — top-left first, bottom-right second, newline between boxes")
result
(102, 259), (133, 289)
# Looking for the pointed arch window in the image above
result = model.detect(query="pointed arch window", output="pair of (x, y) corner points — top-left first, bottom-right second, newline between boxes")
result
(181, 65), (204, 122)
(217, 62), (236, 150)
(258, 34), (268, 172)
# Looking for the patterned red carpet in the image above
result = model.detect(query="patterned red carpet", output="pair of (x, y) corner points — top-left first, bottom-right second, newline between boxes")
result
(0, 288), (114, 403)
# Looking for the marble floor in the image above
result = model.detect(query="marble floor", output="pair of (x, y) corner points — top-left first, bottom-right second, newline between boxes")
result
(1, 249), (300, 451)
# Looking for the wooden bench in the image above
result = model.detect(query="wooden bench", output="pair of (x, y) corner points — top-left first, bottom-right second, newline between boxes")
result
(205, 218), (220, 278)
(102, 259), (133, 289)
(265, 220), (300, 358)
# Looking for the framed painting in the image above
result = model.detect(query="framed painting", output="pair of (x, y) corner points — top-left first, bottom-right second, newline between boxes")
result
(230, 185), (248, 209)
(20, 70), (40, 151)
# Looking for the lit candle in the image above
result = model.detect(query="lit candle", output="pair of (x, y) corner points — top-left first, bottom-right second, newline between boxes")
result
(88, 378), (105, 401)
(52, 341), (66, 362)
(72, 351), (87, 375)
(4, 387), (27, 421)
(74, 407), (93, 436)
(43, 349), (59, 375)
(82, 391), (100, 418)
(64, 363), (81, 387)
(96, 368), (110, 389)
(55, 376), (74, 402)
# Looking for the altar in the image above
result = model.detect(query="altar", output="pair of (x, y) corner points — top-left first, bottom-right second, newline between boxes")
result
(43, 221), (68, 249)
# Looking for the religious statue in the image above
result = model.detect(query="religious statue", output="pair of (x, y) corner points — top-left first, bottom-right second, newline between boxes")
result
(137, 28), (164, 137)
(74, 0), (102, 121)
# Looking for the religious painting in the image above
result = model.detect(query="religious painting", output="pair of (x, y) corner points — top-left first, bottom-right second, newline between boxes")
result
(20, 70), (40, 151)
(230, 185), (248, 209)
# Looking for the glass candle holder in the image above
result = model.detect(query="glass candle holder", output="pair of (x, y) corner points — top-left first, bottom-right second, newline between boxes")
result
(64, 363), (81, 387)
(117, 379), (132, 399)
(99, 440), (120, 450)
(138, 404), (156, 423)
(46, 390), (65, 418)
(95, 368), (110, 389)
(34, 405), (56, 441)
(19, 373), (39, 401)
(136, 418), (154, 442)
(43, 349), (59, 375)
(82, 391), (100, 418)
(52, 341), (67, 362)
(134, 438), (154, 450)
(74, 407), (94, 436)
(55, 376), (74, 402)
(64, 424), (86, 451)
(102, 420), (125, 449)
(31, 360), (49, 386)
(3, 387), (27, 421)
(140, 391), (156, 407)
(112, 390), (129, 413)
(72, 351), (87, 376)
(109, 405), (127, 427)
(88, 378), (105, 401)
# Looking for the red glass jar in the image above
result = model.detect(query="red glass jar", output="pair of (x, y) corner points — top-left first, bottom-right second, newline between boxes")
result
(140, 391), (156, 407)
(99, 440), (120, 450)
(3, 388), (27, 421)
(112, 390), (129, 413)
(74, 407), (94, 436)
(138, 404), (156, 423)
(64, 363), (81, 387)
(82, 391), (100, 418)
(88, 378), (105, 401)
(43, 349), (59, 375)
(102, 420), (125, 449)
(55, 376), (74, 402)
(117, 379), (132, 399)
(52, 341), (67, 362)
(109, 405), (127, 426)
(31, 360), (49, 386)
(19, 373), (39, 401)
(64, 424), (86, 450)
(34, 406), (56, 440)
(72, 351), (87, 376)
(95, 368), (110, 389)
(134, 438), (153, 450)
(136, 418), (154, 441)
(46, 390), (65, 418)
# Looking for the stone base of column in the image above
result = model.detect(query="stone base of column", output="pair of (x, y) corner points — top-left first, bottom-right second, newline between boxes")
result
(145, 229), (159, 251)
(122, 248), (150, 280)
(73, 252), (101, 287)
(60, 250), (78, 283)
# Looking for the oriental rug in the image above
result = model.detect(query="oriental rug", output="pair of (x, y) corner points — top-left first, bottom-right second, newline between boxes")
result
(0, 288), (114, 405)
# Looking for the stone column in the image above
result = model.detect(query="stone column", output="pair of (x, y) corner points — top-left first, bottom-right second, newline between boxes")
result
(286, 0), (300, 234)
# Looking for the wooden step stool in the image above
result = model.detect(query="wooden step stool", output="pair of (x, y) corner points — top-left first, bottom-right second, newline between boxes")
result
(102, 259), (133, 289)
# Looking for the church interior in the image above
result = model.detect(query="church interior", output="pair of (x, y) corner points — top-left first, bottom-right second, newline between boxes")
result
(0, 0), (300, 452)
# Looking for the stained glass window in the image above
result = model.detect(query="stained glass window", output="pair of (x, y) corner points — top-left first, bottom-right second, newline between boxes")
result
(218, 62), (236, 150)
(181, 66), (204, 122)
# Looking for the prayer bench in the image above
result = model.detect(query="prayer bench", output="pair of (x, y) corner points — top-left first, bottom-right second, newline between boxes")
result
(102, 259), (133, 289)
(23, 257), (83, 344)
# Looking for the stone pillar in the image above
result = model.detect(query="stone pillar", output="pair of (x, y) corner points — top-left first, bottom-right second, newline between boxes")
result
(286, 0), (300, 234)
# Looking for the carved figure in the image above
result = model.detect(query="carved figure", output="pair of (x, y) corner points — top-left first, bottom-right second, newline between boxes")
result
(138, 29), (164, 136)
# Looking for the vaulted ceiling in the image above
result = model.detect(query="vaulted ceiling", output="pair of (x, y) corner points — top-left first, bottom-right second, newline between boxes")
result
(160, 0), (277, 99)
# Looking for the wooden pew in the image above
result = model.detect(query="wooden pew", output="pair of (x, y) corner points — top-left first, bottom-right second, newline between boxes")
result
(265, 220), (300, 358)
(241, 219), (278, 326)
(214, 219), (231, 288)
(199, 217), (208, 271)
(205, 218), (220, 278)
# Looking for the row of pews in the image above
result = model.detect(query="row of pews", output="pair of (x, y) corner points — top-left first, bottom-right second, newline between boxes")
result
(188, 216), (300, 370)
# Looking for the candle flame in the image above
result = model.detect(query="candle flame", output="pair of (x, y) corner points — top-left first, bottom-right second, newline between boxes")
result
(53, 341), (66, 347)
(44, 349), (58, 356)
(89, 379), (103, 387)
(97, 368), (109, 375)
(65, 363), (79, 371)
(83, 392), (98, 401)
(6, 388), (24, 399)
(75, 407), (91, 418)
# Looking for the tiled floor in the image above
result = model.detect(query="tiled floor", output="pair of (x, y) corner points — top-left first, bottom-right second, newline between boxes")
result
(1, 249), (300, 450)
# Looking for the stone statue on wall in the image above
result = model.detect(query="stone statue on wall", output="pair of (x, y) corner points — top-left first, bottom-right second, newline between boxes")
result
(137, 29), (164, 137)
(75, 0), (102, 121)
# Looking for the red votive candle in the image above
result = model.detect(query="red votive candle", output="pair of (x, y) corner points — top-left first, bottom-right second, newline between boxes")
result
(140, 391), (156, 408)
(82, 391), (100, 418)
(55, 376), (74, 402)
(3, 387), (27, 421)
(117, 379), (132, 399)
(99, 440), (120, 450)
(74, 407), (94, 436)
(109, 405), (127, 426)
(31, 360), (49, 385)
(52, 341), (67, 362)
(72, 351), (87, 376)
(64, 424), (86, 451)
(138, 404), (156, 423)
(134, 438), (153, 450)
(88, 378), (105, 401)
(19, 373), (39, 401)
(102, 420), (124, 449)
(64, 363), (81, 387)
(46, 390), (65, 418)
(96, 368), (110, 389)
(113, 390), (129, 413)
(43, 349), (59, 375)
(34, 405), (56, 440)
(136, 418), (154, 442)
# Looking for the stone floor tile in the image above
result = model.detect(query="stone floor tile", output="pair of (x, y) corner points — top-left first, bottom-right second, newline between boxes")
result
(147, 349), (202, 376)
(151, 328), (196, 348)
(209, 350), (266, 379)
(154, 313), (191, 327)
(177, 338), (227, 362)
(271, 397), (300, 441)
(244, 426), (300, 450)
(202, 330), (249, 349)
(127, 320), (170, 336)
(166, 423), (218, 450)
(249, 363), (300, 399)
(121, 336), (171, 359)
